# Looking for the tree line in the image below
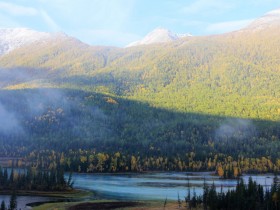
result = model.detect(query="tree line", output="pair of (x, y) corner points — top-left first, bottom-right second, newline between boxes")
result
(0, 166), (73, 191)
(183, 176), (280, 210)
(18, 149), (279, 176)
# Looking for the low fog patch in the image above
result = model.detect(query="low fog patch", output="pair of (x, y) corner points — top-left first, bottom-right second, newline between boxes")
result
(22, 89), (112, 146)
(0, 68), (48, 88)
(215, 119), (257, 141)
(0, 102), (22, 134)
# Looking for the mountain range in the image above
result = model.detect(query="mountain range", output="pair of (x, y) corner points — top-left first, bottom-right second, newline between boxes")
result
(0, 9), (279, 120)
(0, 9), (279, 159)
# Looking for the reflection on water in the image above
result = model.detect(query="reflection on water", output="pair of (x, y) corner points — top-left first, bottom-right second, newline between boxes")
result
(70, 172), (275, 201)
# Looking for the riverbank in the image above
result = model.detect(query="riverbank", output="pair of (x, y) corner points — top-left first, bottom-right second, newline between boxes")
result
(0, 189), (92, 198)
(33, 200), (203, 210)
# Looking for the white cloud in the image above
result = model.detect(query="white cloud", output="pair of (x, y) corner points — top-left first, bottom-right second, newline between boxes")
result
(182, 0), (234, 15)
(0, 1), (38, 16)
(0, 2), (60, 31)
(36, 0), (135, 27)
(206, 19), (254, 34)
(39, 10), (60, 31)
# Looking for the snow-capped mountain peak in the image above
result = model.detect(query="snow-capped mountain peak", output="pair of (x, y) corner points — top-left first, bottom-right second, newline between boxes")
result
(126, 27), (192, 47)
(246, 8), (280, 30)
(0, 28), (52, 55)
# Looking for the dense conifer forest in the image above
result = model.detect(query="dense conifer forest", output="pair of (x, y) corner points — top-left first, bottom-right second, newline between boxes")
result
(0, 166), (72, 191)
(184, 176), (280, 210)
(0, 166), (72, 210)
(0, 89), (279, 174)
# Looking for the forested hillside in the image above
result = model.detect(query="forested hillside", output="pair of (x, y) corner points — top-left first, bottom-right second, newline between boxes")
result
(0, 89), (279, 173)
(0, 27), (279, 121)
(0, 12), (279, 173)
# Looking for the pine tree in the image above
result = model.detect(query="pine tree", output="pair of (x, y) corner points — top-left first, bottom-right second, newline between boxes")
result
(3, 168), (8, 187)
(191, 188), (197, 208)
(185, 178), (191, 209)
(163, 196), (167, 209)
(0, 167), (3, 186)
(177, 193), (181, 208)
(9, 191), (17, 210)
(202, 178), (208, 210)
(0, 200), (5, 210)
(9, 169), (14, 185)
(208, 183), (217, 210)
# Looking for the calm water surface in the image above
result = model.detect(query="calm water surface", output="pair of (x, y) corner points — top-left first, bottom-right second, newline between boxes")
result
(71, 172), (274, 200)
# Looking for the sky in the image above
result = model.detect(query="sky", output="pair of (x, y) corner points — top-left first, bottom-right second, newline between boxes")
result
(0, 0), (280, 47)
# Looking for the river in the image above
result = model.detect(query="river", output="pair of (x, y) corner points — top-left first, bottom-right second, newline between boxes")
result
(71, 172), (274, 200)
(0, 172), (275, 209)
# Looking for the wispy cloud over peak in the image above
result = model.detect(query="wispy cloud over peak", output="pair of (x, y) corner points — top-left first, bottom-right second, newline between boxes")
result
(0, 1), (38, 16)
(39, 10), (60, 32)
(206, 19), (254, 34)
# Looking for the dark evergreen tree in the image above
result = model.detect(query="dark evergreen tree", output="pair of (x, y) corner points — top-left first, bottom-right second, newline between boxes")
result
(208, 182), (217, 210)
(9, 169), (14, 186)
(177, 193), (181, 208)
(191, 188), (197, 208)
(185, 178), (191, 209)
(0, 201), (5, 210)
(163, 196), (167, 209)
(3, 169), (8, 187)
(9, 191), (16, 210)
(201, 177), (280, 210)
(202, 178), (208, 210)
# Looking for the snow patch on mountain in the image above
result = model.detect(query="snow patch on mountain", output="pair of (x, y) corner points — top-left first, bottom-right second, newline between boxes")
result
(126, 28), (192, 47)
(246, 8), (280, 30)
(0, 28), (51, 55)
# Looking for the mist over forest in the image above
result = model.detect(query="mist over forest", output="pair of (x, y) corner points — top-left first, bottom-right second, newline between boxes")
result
(0, 10), (279, 175)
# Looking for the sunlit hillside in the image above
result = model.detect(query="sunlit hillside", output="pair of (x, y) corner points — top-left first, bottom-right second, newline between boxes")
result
(0, 7), (280, 176)
(0, 24), (279, 121)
